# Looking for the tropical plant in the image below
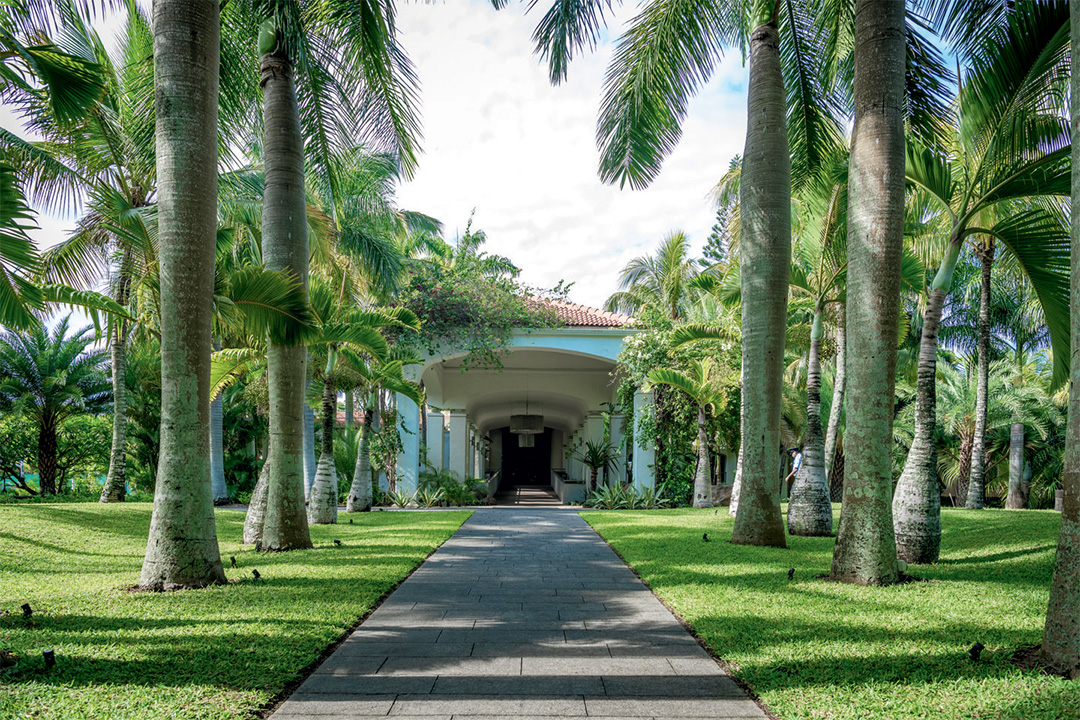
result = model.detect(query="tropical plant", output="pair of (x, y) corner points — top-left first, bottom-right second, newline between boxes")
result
(3, 4), (157, 502)
(223, 0), (422, 552)
(137, 0), (227, 591)
(644, 359), (728, 509)
(0, 316), (110, 495)
(585, 483), (627, 510)
(894, 2), (1070, 567)
(388, 489), (414, 509)
(569, 439), (622, 496)
(604, 231), (700, 321)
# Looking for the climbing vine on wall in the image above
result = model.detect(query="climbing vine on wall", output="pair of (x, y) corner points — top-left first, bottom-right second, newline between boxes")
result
(616, 311), (740, 506)
(398, 218), (564, 369)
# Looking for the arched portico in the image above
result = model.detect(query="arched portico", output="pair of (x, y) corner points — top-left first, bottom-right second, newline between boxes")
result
(391, 303), (657, 502)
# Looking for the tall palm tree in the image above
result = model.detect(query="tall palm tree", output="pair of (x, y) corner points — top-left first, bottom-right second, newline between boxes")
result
(828, 0), (907, 586)
(0, 316), (110, 495)
(604, 231), (700, 321)
(6, 4), (159, 504)
(895, 2), (1070, 564)
(228, 0), (422, 551)
(644, 358), (727, 509)
(138, 0), (226, 591)
(343, 353), (421, 513)
(305, 285), (419, 524)
(1041, 0), (1080, 675)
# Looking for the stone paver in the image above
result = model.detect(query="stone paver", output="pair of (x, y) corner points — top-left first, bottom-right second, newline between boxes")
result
(271, 508), (765, 719)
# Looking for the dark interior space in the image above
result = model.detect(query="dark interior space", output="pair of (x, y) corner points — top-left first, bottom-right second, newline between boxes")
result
(499, 427), (552, 487)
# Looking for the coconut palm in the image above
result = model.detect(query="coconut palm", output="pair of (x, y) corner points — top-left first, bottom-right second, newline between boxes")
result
(895, 3), (1070, 564)
(220, 0), (421, 552)
(342, 353), (421, 513)
(138, 0), (227, 590)
(305, 285), (420, 524)
(644, 359), (728, 509)
(604, 231), (700, 321)
(6, 4), (159, 503)
(1041, 0), (1080, 674)
(0, 316), (109, 495)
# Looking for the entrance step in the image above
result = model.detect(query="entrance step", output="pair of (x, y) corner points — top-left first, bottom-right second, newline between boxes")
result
(494, 486), (563, 506)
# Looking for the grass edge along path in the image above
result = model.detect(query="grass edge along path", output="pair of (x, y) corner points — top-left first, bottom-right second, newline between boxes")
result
(0, 504), (472, 720)
(582, 505), (1079, 720)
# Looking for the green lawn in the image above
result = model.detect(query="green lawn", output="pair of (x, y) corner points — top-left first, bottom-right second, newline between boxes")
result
(583, 505), (1077, 720)
(0, 504), (471, 720)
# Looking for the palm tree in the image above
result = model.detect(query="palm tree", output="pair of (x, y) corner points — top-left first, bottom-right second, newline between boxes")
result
(6, 5), (159, 504)
(644, 359), (728, 509)
(517, 0), (860, 547)
(343, 354), (419, 511)
(1041, 0), (1080, 675)
(305, 286), (419, 524)
(227, 0), (421, 551)
(604, 231), (700, 321)
(0, 316), (109, 495)
(828, 0), (908, 586)
(138, 0), (226, 591)
(894, 3), (1070, 564)
(571, 440), (622, 495)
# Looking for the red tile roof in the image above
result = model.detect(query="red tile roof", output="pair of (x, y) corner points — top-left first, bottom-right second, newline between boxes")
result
(529, 297), (632, 328)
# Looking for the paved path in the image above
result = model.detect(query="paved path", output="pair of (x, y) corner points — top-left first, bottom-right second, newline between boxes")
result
(271, 508), (766, 720)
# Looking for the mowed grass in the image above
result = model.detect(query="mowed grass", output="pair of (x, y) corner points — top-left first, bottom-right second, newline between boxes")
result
(0, 504), (471, 720)
(583, 505), (1078, 720)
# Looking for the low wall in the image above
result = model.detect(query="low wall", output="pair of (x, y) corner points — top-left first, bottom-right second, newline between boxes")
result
(552, 470), (587, 504)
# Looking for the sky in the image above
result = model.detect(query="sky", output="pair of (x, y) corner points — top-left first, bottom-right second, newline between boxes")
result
(1, 0), (752, 311)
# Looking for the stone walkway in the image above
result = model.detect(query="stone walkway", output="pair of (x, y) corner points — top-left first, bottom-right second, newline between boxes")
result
(271, 508), (766, 720)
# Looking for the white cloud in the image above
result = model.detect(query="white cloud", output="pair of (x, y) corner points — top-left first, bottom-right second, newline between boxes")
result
(1, 1), (751, 312)
(394, 1), (749, 308)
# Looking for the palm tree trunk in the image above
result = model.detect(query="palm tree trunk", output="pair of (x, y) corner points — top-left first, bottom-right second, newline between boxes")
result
(830, 0), (905, 585)
(892, 237), (959, 563)
(347, 399), (374, 512)
(693, 406), (713, 508)
(308, 359), (339, 524)
(730, 11), (789, 548)
(345, 390), (354, 429)
(37, 420), (59, 495)
(260, 47), (312, 551)
(823, 318), (846, 480)
(243, 458), (270, 545)
(139, 0), (225, 590)
(303, 397), (317, 498)
(209, 343), (227, 504)
(100, 326), (127, 502)
(1041, 4), (1080, 670)
(729, 441), (743, 516)
(1006, 421), (1028, 509)
(967, 244), (994, 509)
(788, 309), (833, 535)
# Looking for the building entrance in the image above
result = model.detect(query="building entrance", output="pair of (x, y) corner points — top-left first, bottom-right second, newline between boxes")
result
(499, 428), (552, 487)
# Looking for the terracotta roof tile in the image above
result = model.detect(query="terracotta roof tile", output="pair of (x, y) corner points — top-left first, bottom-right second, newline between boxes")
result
(528, 296), (632, 328)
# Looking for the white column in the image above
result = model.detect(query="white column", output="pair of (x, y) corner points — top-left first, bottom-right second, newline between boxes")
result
(447, 410), (469, 480)
(610, 413), (627, 485)
(425, 411), (444, 470)
(395, 392), (420, 494)
(632, 390), (656, 490)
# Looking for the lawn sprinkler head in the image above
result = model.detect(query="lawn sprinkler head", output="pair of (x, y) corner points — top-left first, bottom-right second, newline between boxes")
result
(20, 604), (31, 619)
(787, 568), (795, 581)
(42, 649), (55, 669)
(969, 642), (985, 661)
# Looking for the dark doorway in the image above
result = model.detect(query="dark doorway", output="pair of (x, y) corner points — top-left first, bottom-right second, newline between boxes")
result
(500, 427), (552, 487)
